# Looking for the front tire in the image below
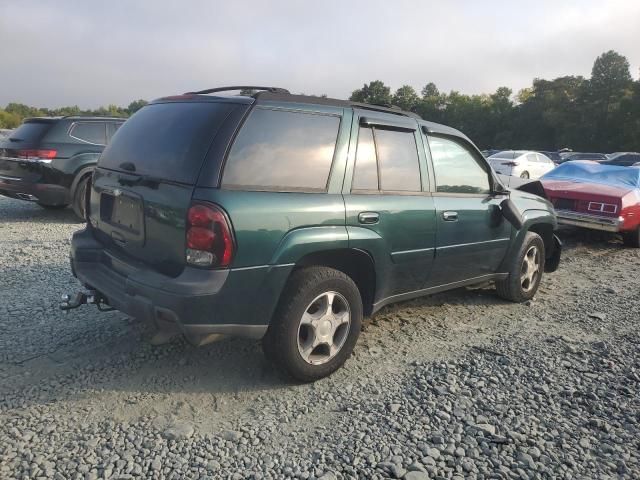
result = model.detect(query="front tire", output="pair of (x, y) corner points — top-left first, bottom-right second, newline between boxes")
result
(520, 171), (530, 179)
(262, 267), (363, 382)
(496, 232), (545, 302)
(622, 227), (640, 248)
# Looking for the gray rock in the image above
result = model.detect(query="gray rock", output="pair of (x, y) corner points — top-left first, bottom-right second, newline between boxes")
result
(163, 422), (194, 440)
(404, 472), (430, 480)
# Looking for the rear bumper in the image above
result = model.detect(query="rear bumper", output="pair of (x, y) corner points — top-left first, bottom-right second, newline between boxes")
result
(70, 227), (287, 339)
(556, 209), (622, 232)
(0, 174), (69, 205)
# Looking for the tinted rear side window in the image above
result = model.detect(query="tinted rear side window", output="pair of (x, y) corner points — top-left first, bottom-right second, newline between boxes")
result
(70, 122), (106, 145)
(222, 108), (340, 191)
(375, 129), (421, 191)
(352, 127), (378, 190)
(99, 102), (236, 184)
(6, 121), (52, 143)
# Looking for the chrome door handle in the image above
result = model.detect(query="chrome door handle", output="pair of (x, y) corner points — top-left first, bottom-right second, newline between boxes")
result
(442, 211), (458, 221)
(358, 211), (379, 224)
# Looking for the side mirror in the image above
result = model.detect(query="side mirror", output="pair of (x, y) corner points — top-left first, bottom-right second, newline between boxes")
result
(500, 198), (524, 230)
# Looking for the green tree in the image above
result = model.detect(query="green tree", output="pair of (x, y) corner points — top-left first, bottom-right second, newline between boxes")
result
(392, 85), (419, 111)
(127, 99), (148, 115)
(350, 80), (392, 105)
(587, 50), (633, 150)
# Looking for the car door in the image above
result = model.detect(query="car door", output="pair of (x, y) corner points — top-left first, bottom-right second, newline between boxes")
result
(343, 111), (437, 299)
(425, 133), (511, 286)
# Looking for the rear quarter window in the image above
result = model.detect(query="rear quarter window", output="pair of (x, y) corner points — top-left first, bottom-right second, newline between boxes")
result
(99, 102), (237, 184)
(222, 108), (340, 191)
(69, 122), (106, 145)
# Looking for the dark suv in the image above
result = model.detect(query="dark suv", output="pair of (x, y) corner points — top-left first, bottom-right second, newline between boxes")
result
(68, 87), (561, 381)
(0, 116), (125, 218)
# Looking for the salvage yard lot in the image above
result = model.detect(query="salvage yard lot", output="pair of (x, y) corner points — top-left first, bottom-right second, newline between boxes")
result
(0, 196), (639, 479)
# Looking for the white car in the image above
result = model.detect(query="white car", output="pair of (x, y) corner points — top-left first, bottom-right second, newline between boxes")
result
(487, 150), (556, 179)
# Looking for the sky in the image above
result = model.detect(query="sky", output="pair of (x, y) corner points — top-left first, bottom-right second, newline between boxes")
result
(0, 0), (639, 109)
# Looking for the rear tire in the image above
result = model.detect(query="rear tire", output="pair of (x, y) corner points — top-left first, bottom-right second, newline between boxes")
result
(496, 232), (545, 302)
(37, 202), (68, 210)
(262, 267), (363, 382)
(71, 175), (90, 221)
(520, 171), (530, 179)
(622, 227), (640, 248)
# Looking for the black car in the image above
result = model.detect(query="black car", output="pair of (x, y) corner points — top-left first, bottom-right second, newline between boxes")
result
(0, 116), (125, 218)
(599, 152), (640, 167)
(537, 151), (562, 163)
(558, 152), (608, 163)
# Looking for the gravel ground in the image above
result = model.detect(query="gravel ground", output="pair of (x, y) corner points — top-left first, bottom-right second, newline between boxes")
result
(0, 196), (639, 479)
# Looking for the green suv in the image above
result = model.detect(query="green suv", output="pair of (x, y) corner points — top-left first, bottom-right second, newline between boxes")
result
(68, 86), (561, 381)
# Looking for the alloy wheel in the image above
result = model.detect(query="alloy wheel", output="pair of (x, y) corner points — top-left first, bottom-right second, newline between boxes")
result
(520, 245), (540, 292)
(297, 291), (351, 365)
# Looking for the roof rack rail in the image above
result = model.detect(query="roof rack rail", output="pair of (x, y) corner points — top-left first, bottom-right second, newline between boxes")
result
(351, 102), (421, 119)
(184, 86), (290, 95)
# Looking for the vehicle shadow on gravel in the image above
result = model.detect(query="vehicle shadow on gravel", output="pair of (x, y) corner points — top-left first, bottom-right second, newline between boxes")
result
(0, 202), (82, 225)
(556, 226), (625, 251)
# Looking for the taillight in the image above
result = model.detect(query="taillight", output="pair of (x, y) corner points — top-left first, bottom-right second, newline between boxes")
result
(17, 149), (57, 162)
(502, 161), (519, 166)
(185, 203), (234, 268)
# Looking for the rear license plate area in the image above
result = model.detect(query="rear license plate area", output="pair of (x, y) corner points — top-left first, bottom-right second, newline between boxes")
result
(100, 191), (143, 234)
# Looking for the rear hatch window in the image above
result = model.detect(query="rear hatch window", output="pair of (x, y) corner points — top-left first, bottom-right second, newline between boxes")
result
(98, 102), (237, 184)
(1, 120), (52, 148)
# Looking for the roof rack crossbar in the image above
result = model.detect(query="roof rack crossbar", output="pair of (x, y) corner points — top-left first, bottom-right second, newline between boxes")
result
(184, 86), (290, 95)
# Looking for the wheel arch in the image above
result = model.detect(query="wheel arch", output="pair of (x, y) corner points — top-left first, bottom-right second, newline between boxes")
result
(498, 210), (557, 272)
(70, 164), (95, 198)
(292, 248), (376, 316)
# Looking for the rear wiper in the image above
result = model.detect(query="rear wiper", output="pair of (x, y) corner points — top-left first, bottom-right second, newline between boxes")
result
(117, 174), (161, 189)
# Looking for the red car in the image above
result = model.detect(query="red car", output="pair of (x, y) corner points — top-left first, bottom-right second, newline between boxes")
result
(540, 161), (640, 247)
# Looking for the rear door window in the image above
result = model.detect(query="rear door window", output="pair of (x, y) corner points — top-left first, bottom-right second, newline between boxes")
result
(375, 129), (421, 192)
(351, 126), (422, 192)
(352, 127), (378, 190)
(70, 122), (106, 145)
(222, 108), (340, 191)
(99, 102), (238, 184)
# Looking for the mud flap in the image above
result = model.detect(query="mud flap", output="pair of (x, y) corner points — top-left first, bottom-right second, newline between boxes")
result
(545, 234), (562, 273)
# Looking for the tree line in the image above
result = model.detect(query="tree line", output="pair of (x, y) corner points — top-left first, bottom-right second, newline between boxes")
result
(0, 100), (148, 130)
(1, 50), (638, 152)
(350, 50), (638, 153)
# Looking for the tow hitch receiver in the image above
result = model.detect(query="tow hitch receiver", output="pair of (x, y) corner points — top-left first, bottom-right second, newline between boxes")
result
(60, 291), (114, 312)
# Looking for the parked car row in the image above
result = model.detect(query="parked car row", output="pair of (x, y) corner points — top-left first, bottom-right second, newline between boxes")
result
(483, 149), (640, 167)
(487, 150), (556, 180)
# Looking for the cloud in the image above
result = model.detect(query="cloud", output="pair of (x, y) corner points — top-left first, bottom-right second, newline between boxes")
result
(0, 0), (638, 108)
